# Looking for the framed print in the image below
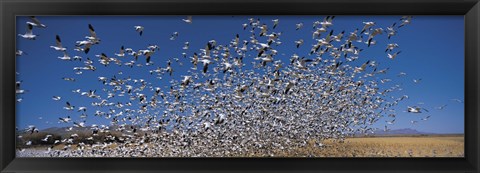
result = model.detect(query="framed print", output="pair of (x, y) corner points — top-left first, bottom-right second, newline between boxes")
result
(1, 0), (479, 172)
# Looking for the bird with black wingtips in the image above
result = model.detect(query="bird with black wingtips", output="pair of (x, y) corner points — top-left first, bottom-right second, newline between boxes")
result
(115, 46), (125, 57)
(86, 24), (100, 44)
(134, 25), (144, 36)
(294, 39), (303, 48)
(59, 116), (72, 123)
(64, 102), (75, 111)
(272, 19), (279, 29)
(385, 43), (399, 52)
(386, 22), (397, 39)
(183, 16), (192, 24)
(52, 96), (61, 101)
(295, 22), (303, 30)
(387, 51), (401, 60)
(320, 16), (335, 28)
(170, 32), (179, 40)
(75, 40), (93, 54)
(50, 35), (67, 52)
(361, 21), (375, 34)
(166, 60), (173, 76)
(398, 16), (412, 28)
(18, 24), (37, 40)
(27, 16), (47, 28)
(199, 58), (212, 74)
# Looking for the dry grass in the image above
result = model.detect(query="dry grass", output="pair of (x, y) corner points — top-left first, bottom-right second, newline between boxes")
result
(272, 135), (464, 157)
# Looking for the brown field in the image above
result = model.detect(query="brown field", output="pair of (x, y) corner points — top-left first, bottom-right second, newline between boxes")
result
(271, 135), (464, 157)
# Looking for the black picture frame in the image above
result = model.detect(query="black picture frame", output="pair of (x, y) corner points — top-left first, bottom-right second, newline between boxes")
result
(1, 0), (479, 172)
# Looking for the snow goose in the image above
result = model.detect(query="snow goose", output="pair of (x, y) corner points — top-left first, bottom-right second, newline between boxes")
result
(63, 102), (75, 111)
(16, 81), (26, 94)
(27, 16), (47, 28)
(183, 42), (189, 50)
(413, 78), (422, 84)
(183, 16), (192, 24)
(320, 16), (334, 28)
(294, 39), (303, 48)
(18, 24), (37, 40)
(59, 115), (72, 123)
(360, 21), (375, 34)
(52, 96), (61, 101)
(58, 51), (71, 61)
(115, 46), (125, 57)
(50, 35), (67, 51)
(421, 116), (431, 121)
(385, 43), (399, 52)
(170, 32), (179, 40)
(166, 61), (173, 76)
(134, 25), (144, 36)
(398, 16), (412, 28)
(387, 51), (401, 60)
(76, 40), (93, 54)
(295, 22), (303, 30)
(199, 59), (212, 74)
(16, 50), (27, 56)
(62, 77), (75, 82)
(86, 24), (100, 44)
(386, 22), (397, 39)
(272, 19), (279, 29)
(259, 24), (268, 36)
(407, 106), (428, 113)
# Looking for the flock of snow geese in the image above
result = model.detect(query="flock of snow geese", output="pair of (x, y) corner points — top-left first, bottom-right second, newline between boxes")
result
(16, 16), (462, 157)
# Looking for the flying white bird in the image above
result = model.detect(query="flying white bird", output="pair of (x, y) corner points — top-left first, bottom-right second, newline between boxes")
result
(361, 21), (375, 34)
(50, 35), (67, 51)
(58, 51), (71, 61)
(294, 39), (303, 48)
(170, 32), (179, 40)
(183, 16), (192, 24)
(63, 102), (75, 111)
(18, 24), (37, 40)
(295, 22), (303, 30)
(435, 104), (447, 110)
(385, 43), (399, 52)
(386, 119), (395, 125)
(272, 19), (279, 29)
(85, 24), (100, 44)
(320, 16), (335, 28)
(387, 51), (401, 60)
(75, 40), (93, 54)
(421, 116), (431, 121)
(399, 16), (412, 28)
(199, 59), (212, 74)
(16, 50), (27, 56)
(27, 16), (47, 28)
(134, 25), (144, 36)
(450, 99), (463, 103)
(59, 115), (72, 123)
(115, 46), (125, 57)
(407, 106), (428, 113)
(183, 42), (190, 50)
(242, 23), (248, 30)
(386, 22), (397, 39)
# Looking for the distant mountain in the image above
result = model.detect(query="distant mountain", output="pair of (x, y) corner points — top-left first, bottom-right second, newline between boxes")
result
(19, 126), (95, 136)
(371, 128), (435, 136)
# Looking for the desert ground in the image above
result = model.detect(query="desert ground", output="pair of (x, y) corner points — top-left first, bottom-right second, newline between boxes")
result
(16, 135), (464, 157)
(269, 135), (464, 157)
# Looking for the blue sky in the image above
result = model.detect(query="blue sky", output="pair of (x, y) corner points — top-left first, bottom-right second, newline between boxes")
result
(16, 16), (464, 134)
